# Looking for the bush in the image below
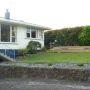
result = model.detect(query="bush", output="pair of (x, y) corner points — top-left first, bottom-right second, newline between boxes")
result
(45, 27), (82, 48)
(78, 26), (90, 45)
(27, 41), (41, 54)
(41, 47), (47, 52)
(17, 49), (27, 56)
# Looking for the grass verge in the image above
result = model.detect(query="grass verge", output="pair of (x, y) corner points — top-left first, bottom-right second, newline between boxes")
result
(18, 52), (90, 64)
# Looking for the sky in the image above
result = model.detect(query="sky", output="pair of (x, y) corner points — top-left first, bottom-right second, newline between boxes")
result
(0, 0), (90, 29)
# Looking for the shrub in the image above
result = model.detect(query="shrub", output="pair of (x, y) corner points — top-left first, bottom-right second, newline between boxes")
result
(48, 63), (52, 66)
(41, 47), (47, 52)
(27, 41), (41, 54)
(45, 27), (82, 48)
(77, 63), (84, 67)
(78, 26), (90, 45)
(17, 49), (27, 56)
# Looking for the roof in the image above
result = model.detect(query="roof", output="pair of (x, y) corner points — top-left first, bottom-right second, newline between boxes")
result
(0, 17), (51, 30)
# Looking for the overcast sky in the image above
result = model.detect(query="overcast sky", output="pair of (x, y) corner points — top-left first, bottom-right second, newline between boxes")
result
(0, 0), (90, 29)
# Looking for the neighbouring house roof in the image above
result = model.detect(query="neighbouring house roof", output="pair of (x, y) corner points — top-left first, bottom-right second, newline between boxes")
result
(0, 17), (51, 30)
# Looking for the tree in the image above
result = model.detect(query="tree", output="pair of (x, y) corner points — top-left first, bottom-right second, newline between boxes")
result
(44, 31), (56, 48)
(78, 26), (90, 45)
(44, 26), (82, 48)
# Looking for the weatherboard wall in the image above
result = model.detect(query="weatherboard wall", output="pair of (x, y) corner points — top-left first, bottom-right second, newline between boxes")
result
(0, 25), (44, 49)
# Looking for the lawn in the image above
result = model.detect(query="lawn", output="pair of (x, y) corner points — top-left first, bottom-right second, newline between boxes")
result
(19, 52), (90, 64)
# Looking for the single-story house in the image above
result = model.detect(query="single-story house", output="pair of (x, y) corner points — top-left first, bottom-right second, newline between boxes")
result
(0, 10), (50, 59)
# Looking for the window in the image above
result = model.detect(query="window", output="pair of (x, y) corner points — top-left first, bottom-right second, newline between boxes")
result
(26, 28), (37, 38)
(1, 24), (10, 42)
(26, 29), (30, 38)
(11, 26), (16, 42)
(31, 30), (36, 38)
(0, 25), (16, 42)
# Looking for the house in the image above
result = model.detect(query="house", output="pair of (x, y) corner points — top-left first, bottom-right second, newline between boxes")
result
(0, 10), (50, 59)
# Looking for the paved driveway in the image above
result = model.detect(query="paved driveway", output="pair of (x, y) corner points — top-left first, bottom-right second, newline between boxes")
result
(0, 79), (90, 90)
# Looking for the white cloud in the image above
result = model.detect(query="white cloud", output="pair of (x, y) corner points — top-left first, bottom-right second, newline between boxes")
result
(0, 0), (90, 29)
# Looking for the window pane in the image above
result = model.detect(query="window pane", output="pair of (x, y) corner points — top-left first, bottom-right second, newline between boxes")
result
(11, 26), (16, 42)
(27, 33), (30, 38)
(12, 37), (15, 42)
(1, 24), (10, 42)
(12, 31), (15, 36)
(12, 26), (14, 30)
(31, 30), (36, 38)
(26, 28), (30, 38)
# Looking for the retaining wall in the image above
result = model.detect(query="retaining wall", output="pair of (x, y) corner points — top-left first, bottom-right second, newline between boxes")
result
(0, 64), (90, 81)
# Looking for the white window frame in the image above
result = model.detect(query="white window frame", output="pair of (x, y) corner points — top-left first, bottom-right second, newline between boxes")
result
(26, 28), (31, 38)
(31, 29), (37, 38)
(0, 24), (17, 43)
(10, 26), (17, 42)
(26, 28), (38, 39)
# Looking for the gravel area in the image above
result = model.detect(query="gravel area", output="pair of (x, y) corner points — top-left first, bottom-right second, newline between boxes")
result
(0, 79), (90, 90)
(0, 62), (90, 69)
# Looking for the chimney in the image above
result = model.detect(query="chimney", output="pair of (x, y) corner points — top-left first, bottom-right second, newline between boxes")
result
(5, 9), (10, 19)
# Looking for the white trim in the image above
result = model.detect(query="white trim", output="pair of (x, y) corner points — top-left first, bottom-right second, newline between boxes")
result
(0, 24), (17, 43)
(11, 25), (17, 42)
(0, 42), (18, 44)
(25, 38), (43, 41)
(30, 28), (31, 38)
(26, 28), (31, 38)
(10, 26), (12, 42)
(0, 24), (1, 42)
(0, 18), (50, 30)
(15, 26), (17, 42)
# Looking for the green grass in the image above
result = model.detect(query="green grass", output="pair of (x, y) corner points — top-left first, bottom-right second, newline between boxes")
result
(19, 52), (90, 64)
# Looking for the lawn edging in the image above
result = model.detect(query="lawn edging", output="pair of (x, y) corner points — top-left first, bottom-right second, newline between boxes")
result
(0, 63), (90, 81)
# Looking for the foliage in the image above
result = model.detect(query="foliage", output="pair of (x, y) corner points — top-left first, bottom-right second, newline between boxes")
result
(17, 49), (27, 56)
(27, 41), (41, 54)
(45, 27), (82, 48)
(78, 26), (90, 45)
(77, 63), (84, 67)
(44, 31), (56, 48)
(41, 47), (47, 52)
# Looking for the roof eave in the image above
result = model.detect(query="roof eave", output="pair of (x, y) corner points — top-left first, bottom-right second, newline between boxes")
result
(0, 18), (51, 30)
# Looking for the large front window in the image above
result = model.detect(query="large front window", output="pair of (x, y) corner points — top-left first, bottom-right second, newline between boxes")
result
(1, 24), (10, 42)
(0, 24), (16, 42)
